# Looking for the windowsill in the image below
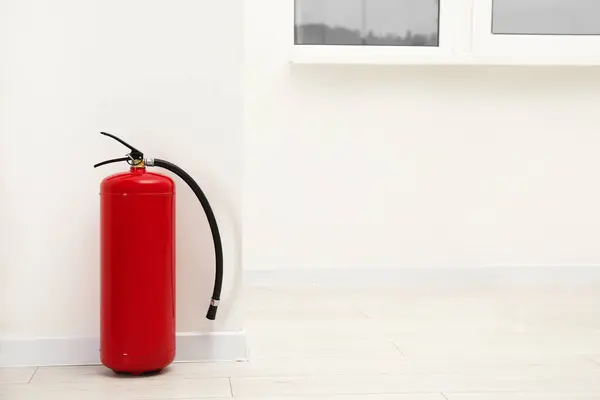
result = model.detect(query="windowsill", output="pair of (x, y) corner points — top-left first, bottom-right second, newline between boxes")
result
(290, 46), (600, 66)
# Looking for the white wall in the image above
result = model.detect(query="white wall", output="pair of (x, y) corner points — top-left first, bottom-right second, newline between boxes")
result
(244, 0), (600, 270)
(3, 0), (600, 348)
(0, 0), (243, 341)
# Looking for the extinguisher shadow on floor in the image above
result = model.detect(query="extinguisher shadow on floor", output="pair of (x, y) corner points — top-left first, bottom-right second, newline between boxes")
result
(94, 132), (227, 376)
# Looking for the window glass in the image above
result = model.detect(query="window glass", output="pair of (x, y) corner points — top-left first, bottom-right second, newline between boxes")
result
(295, 0), (440, 46)
(492, 0), (600, 35)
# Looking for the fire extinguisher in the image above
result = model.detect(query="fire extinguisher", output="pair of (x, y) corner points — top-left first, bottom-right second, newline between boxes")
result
(94, 131), (223, 375)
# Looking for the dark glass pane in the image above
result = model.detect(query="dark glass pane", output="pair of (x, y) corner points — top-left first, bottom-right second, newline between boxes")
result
(492, 0), (600, 35)
(295, 0), (440, 46)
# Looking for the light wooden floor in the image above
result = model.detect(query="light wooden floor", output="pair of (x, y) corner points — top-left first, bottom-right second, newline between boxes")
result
(2, 286), (600, 399)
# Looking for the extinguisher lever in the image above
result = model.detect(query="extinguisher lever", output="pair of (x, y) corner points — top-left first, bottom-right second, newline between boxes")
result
(100, 132), (144, 160)
(95, 132), (146, 168)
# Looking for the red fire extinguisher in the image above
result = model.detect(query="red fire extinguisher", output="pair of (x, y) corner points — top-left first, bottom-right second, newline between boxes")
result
(94, 132), (223, 375)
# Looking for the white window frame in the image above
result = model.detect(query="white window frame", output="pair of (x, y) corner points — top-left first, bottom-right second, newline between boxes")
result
(290, 0), (600, 65)
(292, 0), (473, 65)
(471, 0), (600, 61)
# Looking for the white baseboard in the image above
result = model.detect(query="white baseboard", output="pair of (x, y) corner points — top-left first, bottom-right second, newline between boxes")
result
(245, 266), (600, 288)
(0, 331), (247, 368)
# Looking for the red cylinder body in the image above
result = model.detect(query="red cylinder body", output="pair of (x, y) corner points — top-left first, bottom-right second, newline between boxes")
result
(100, 166), (176, 374)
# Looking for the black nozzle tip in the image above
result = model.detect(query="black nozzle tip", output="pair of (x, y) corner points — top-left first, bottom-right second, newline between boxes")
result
(206, 305), (218, 320)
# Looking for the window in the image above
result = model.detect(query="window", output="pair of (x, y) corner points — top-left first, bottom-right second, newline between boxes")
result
(472, 0), (600, 59)
(295, 0), (440, 46)
(292, 0), (472, 62)
(491, 0), (600, 36)
(291, 0), (600, 65)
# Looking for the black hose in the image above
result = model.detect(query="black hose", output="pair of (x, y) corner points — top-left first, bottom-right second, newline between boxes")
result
(153, 158), (223, 320)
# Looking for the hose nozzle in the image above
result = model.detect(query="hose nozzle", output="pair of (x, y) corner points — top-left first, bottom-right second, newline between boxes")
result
(206, 299), (219, 320)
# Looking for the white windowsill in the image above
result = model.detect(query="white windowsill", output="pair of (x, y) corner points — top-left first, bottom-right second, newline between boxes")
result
(290, 46), (600, 67)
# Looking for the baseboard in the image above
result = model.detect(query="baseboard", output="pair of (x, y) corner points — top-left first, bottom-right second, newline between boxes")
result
(0, 331), (247, 368)
(245, 266), (600, 288)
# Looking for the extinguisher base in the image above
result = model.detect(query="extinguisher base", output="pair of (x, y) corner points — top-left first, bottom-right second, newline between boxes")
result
(101, 348), (175, 375)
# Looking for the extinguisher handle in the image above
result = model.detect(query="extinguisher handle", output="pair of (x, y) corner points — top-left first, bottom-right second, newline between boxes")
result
(93, 157), (130, 168)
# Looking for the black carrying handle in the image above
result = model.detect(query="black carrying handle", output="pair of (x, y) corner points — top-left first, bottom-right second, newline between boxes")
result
(95, 132), (223, 320)
(93, 157), (130, 168)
